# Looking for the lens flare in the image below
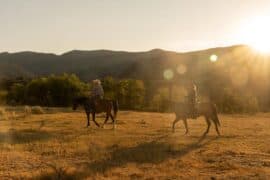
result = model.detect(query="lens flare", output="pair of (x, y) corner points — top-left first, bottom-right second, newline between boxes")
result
(176, 64), (187, 74)
(210, 54), (218, 62)
(163, 69), (174, 80)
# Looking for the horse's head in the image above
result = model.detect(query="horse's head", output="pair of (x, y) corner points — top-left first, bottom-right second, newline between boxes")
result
(72, 96), (90, 110)
(72, 97), (80, 110)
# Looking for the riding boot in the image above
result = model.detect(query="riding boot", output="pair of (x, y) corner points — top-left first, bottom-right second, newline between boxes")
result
(194, 108), (198, 119)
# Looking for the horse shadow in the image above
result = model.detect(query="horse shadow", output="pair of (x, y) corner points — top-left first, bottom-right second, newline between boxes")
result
(30, 134), (225, 179)
(0, 128), (52, 144)
(86, 134), (219, 174)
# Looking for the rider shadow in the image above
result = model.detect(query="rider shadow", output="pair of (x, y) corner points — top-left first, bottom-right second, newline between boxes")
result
(86, 134), (219, 174)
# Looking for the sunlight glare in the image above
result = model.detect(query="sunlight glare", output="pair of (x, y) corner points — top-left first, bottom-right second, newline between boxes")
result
(238, 15), (270, 53)
(230, 67), (248, 87)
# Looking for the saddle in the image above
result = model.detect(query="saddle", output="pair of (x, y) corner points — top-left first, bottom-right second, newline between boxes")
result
(92, 96), (103, 111)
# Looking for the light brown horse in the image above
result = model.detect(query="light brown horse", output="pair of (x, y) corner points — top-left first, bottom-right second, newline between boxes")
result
(171, 102), (221, 136)
(72, 97), (118, 128)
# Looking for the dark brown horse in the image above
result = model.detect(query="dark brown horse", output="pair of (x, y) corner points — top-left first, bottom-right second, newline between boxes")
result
(72, 97), (118, 128)
(171, 102), (221, 136)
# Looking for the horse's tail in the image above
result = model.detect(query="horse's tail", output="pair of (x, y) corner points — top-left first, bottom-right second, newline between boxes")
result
(112, 100), (119, 119)
(212, 103), (221, 127)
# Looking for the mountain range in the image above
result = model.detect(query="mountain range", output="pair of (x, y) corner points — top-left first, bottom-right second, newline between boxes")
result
(0, 45), (269, 82)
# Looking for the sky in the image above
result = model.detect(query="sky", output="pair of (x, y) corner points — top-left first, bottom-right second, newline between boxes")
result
(1, 0), (270, 54)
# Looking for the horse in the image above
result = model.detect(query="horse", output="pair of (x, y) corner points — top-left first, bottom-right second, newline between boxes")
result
(171, 102), (221, 136)
(72, 96), (118, 128)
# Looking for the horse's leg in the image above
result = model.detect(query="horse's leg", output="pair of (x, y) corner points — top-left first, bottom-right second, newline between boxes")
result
(203, 116), (211, 135)
(109, 112), (116, 130)
(108, 106), (114, 123)
(172, 116), (179, 132)
(183, 118), (189, 135)
(92, 112), (100, 127)
(86, 112), (90, 127)
(172, 115), (181, 133)
(212, 117), (221, 136)
(102, 113), (109, 128)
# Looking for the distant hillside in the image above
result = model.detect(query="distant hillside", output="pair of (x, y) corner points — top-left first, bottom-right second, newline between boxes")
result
(0, 45), (269, 82)
(2, 45), (270, 111)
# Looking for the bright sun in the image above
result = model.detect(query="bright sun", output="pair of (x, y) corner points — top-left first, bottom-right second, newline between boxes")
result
(238, 15), (270, 53)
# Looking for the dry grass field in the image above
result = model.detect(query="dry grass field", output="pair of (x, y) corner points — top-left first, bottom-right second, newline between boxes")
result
(0, 107), (270, 179)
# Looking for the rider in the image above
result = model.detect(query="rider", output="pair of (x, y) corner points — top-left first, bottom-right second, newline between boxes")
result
(91, 79), (104, 107)
(187, 80), (197, 119)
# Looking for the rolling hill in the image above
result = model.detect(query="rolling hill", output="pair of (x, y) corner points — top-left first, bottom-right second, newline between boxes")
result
(1, 45), (265, 81)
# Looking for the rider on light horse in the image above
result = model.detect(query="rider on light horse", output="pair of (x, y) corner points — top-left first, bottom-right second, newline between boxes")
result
(186, 80), (197, 119)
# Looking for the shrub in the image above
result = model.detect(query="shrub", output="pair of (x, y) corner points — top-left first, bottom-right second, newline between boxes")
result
(24, 105), (32, 117)
(7, 74), (89, 107)
(218, 90), (259, 114)
(31, 106), (45, 114)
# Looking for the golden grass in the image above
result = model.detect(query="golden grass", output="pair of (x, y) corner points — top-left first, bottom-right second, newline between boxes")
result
(0, 109), (270, 179)
(0, 107), (7, 120)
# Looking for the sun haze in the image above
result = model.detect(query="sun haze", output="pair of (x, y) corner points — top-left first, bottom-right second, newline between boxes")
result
(237, 15), (270, 53)
(1, 0), (270, 54)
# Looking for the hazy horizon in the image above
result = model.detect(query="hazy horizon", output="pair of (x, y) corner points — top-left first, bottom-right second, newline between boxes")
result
(1, 0), (270, 54)
(1, 44), (248, 55)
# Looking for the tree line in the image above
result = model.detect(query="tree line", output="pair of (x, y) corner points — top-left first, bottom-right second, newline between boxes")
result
(1, 73), (261, 113)
(4, 74), (145, 110)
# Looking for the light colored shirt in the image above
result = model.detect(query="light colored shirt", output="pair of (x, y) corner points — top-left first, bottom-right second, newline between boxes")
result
(92, 84), (104, 97)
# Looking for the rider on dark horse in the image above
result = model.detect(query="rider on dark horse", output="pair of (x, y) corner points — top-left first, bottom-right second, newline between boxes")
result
(187, 80), (197, 119)
(91, 79), (104, 109)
